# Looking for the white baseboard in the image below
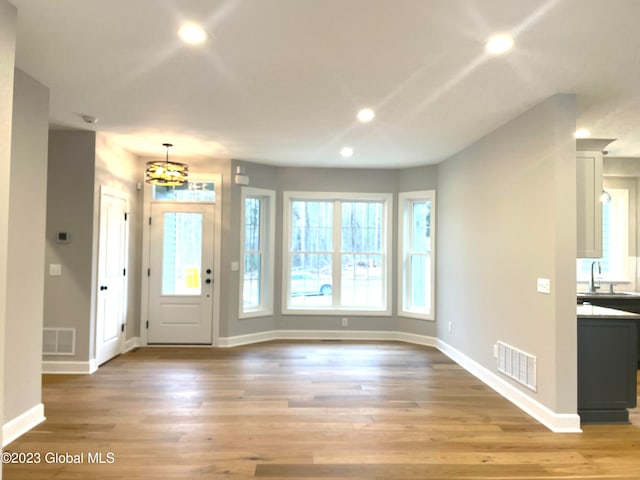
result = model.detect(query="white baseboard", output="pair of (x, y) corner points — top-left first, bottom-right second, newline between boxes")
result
(3, 403), (46, 447)
(218, 329), (418, 347)
(42, 359), (98, 374)
(436, 339), (582, 433)
(218, 329), (581, 433)
(277, 329), (402, 341)
(123, 336), (141, 353)
(218, 330), (278, 347)
(395, 331), (439, 348)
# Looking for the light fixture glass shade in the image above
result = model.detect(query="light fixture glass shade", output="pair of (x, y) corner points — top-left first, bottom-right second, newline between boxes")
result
(145, 143), (188, 186)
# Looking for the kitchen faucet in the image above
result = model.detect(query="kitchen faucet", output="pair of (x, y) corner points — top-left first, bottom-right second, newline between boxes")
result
(589, 260), (601, 293)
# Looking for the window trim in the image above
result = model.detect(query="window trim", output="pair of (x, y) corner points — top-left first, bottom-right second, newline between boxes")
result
(398, 190), (436, 321)
(282, 191), (393, 316)
(239, 187), (276, 318)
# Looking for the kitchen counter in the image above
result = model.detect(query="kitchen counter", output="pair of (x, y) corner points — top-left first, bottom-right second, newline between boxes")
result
(577, 304), (640, 318)
(577, 291), (640, 301)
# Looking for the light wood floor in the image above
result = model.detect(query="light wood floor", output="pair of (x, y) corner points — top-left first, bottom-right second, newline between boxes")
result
(4, 341), (640, 479)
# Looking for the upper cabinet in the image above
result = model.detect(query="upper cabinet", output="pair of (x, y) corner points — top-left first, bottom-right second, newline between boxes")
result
(577, 139), (615, 258)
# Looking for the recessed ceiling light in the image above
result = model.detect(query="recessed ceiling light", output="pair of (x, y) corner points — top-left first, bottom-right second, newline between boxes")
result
(357, 108), (375, 123)
(574, 128), (591, 138)
(178, 22), (208, 45)
(340, 146), (354, 158)
(485, 34), (514, 55)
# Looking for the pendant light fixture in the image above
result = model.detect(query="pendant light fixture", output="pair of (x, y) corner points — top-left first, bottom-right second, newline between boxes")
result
(145, 143), (188, 186)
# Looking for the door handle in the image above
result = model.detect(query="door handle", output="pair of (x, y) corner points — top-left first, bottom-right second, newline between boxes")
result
(205, 278), (212, 284)
(100, 285), (108, 291)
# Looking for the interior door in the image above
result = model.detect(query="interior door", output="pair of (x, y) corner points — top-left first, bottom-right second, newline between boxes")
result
(96, 187), (128, 366)
(148, 203), (214, 344)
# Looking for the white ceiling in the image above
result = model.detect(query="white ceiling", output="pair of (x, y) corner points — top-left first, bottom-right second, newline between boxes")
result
(10, 0), (640, 167)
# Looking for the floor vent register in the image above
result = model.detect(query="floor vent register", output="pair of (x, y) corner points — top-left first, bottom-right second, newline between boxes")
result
(496, 340), (537, 391)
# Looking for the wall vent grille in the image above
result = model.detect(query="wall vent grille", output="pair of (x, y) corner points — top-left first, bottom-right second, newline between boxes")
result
(43, 328), (76, 356)
(497, 341), (537, 391)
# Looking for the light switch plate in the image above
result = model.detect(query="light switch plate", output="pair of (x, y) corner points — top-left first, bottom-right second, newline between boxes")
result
(537, 277), (551, 294)
(230, 261), (239, 271)
(49, 264), (62, 276)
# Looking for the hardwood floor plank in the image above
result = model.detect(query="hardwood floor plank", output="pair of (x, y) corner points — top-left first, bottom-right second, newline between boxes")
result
(3, 341), (640, 479)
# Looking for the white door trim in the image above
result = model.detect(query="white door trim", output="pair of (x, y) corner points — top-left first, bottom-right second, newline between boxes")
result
(140, 173), (222, 346)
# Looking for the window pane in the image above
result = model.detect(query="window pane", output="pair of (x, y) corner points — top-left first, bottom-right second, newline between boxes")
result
(291, 201), (333, 252)
(154, 181), (215, 202)
(342, 202), (382, 252)
(409, 254), (430, 310)
(245, 197), (261, 252)
(289, 253), (332, 307)
(399, 191), (435, 318)
(411, 201), (431, 253)
(162, 212), (202, 295)
(243, 253), (261, 308)
(341, 254), (383, 307)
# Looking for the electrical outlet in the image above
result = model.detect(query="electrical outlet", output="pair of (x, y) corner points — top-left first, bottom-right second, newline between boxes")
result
(342, 317), (348, 327)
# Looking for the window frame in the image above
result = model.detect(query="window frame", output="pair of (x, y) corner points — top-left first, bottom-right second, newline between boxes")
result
(398, 190), (436, 321)
(239, 187), (276, 318)
(282, 191), (393, 315)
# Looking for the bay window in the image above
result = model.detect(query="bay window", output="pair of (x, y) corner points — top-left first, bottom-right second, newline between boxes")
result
(398, 190), (436, 320)
(283, 192), (392, 314)
(240, 187), (275, 317)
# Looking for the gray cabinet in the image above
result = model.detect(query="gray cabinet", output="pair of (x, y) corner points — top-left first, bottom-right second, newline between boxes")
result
(578, 317), (638, 423)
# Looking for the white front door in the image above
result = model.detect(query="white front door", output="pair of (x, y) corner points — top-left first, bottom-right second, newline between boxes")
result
(96, 187), (128, 366)
(148, 203), (215, 344)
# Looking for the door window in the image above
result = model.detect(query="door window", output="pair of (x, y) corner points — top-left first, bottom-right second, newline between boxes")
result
(161, 212), (203, 295)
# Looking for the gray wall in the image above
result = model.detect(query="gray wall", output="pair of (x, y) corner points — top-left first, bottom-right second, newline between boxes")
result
(45, 132), (144, 360)
(4, 70), (48, 423)
(397, 165), (438, 338)
(437, 94), (577, 413)
(227, 160), (279, 337)
(0, 0), (17, 453)
(44, 131), (96, 362)
(217, 165), (440, 336)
